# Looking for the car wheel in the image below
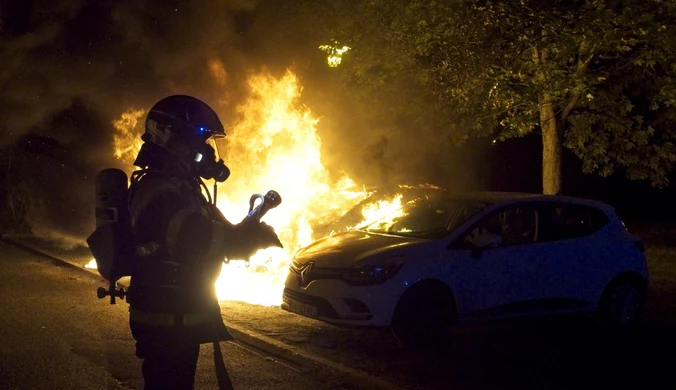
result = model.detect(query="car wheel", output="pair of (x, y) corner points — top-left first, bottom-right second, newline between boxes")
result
(390, 282), (456, 346)
(598, 276), (646, 327)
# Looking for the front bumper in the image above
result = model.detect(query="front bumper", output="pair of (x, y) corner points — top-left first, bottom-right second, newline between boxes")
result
(281, 271), (401, 327)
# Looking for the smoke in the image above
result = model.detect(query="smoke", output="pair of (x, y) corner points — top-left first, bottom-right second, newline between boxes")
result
(0, 0), (265, 241)
(298, 71), (489, 192)
(0, 0), (265, 142)
(0, 0), (486, 243)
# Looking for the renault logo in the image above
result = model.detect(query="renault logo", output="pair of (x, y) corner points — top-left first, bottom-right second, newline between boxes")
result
(298, 261), (314, 287)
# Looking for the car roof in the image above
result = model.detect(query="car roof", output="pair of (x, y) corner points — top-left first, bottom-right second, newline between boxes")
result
(443, 191), (615, 213)
(362, 186), (615, 214)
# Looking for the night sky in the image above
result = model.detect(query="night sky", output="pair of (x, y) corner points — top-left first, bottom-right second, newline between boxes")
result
(0, 1), (674, 243)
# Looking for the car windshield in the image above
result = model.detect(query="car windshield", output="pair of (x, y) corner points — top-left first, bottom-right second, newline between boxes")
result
(359, 197), (490, 239)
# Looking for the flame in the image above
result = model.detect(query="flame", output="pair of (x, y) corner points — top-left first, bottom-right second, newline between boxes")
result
(210, 69), (384, 305)
(113, 109), (145, 162)
(100, 69), (360, 306)
(357, 194), (404, 228)
(97, 69), (412, 307)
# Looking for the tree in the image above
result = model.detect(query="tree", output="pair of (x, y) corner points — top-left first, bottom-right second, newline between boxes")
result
(320, 0), (676, 194)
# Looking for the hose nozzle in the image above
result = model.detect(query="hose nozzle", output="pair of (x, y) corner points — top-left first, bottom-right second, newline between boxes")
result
(246, 190), (282, 222)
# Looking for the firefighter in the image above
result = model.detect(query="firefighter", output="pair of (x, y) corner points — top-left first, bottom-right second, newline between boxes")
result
(127, 95), (281, 390)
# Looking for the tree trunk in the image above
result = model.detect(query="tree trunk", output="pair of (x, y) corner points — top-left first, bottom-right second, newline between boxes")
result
(532, 43), (562, 195)
(540, 93), (561, 195)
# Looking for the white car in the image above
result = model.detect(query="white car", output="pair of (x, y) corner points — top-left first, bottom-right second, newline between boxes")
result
(281, 192), (649, 345)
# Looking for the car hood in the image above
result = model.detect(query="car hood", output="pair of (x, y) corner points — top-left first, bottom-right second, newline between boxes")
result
(293, 230), (426, 268)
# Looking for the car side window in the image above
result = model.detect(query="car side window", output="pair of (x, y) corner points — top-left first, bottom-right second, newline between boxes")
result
(464, 205), (538, 248)
(538, 203), (609, 241)
(501, 206), (538, 245)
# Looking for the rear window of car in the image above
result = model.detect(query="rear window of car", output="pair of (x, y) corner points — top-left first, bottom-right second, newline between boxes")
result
(538, 203), (609, 241)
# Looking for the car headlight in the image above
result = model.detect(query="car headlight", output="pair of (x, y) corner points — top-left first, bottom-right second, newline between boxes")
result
(341, 257), (405, 286)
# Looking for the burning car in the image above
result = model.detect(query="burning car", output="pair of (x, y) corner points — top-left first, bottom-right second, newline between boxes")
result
(281, 191), (649, 345)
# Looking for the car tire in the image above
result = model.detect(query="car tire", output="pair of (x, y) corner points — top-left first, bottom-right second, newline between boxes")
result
(390, 282), (456, 347)
(597, 274), (646, 328)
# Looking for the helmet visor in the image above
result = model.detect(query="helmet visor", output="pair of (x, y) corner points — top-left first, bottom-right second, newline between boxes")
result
(208, 137), (228, 163)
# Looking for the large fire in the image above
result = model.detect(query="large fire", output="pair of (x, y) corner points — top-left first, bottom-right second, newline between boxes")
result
(86, 69), (407, 306)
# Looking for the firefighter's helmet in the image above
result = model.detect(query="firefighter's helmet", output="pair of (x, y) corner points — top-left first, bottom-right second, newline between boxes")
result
(140, 95), (230, 182)
(143, 95), (225, 155)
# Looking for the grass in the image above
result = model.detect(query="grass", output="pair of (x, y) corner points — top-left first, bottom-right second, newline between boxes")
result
(643, 245), (676, 324)
(646, 246), (676, 286)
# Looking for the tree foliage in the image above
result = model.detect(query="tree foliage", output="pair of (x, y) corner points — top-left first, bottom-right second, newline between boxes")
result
(318, 0), (676, 189)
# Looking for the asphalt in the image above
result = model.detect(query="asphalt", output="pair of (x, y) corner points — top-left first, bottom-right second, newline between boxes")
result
(0, 233), (401, 390)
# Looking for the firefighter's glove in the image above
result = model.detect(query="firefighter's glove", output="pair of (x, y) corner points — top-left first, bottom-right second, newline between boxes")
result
(252, 221), (283, 249)
(226, 221), (283, 260)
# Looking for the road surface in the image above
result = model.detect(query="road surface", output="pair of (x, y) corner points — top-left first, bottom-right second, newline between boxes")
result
(3, 235), (676, 389)
(0, 240), (381, 390)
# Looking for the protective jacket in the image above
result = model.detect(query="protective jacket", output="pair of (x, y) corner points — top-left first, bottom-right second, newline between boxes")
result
(127, 169), (245, 342)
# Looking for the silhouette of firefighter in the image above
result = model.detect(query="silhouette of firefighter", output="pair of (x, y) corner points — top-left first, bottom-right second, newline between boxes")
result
(124, 95), (281, 389)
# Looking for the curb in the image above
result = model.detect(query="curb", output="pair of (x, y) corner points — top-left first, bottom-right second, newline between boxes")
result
(1, 235), (98, 278)
(0, 235), (401, 390)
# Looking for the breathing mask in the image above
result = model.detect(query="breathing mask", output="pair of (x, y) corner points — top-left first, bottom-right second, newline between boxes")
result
(194, 143), (230, 182)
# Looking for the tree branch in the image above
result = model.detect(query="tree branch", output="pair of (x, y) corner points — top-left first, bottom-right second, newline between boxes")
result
(561, 51), (594, 122)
